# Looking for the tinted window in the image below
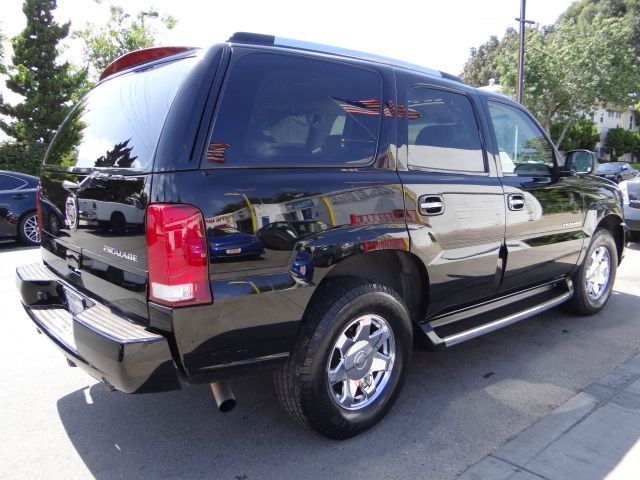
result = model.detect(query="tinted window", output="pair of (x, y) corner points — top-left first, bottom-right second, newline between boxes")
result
(0, 174), (28, 191)
(206, 53), (381, 167)
(45, 57), (195, 170)
(407, 87), (484, 172)
(488, 101), (555, 175)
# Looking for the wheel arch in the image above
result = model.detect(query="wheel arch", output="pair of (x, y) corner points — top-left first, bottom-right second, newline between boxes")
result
(303, 249), (430, 343)
(596, 213), (625, 264)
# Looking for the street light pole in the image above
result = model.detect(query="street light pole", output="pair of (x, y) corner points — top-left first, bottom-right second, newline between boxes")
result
(516, 0), (534, 104)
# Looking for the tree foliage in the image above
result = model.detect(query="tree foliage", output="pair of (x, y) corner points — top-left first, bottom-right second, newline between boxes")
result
(495, 16), (639, 147)
(74, 4), (177, 83)
(550, 117), (601, 151)
(0, 141), (48, 176)
(0, 26), (6, 76)
(463, 0), (640, 147)
(605, 127), (639, 159)
(0, 0), (86, 145)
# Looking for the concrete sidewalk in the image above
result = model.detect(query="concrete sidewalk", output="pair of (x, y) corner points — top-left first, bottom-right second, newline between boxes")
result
(461, 354), (640, 480)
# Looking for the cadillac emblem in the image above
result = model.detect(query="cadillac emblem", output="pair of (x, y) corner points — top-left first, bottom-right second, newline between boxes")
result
(65, 195), (79, 230)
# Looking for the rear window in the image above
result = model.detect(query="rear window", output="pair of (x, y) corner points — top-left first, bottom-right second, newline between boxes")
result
(45, 57), (195, 171)
(205, 53), (381, 167)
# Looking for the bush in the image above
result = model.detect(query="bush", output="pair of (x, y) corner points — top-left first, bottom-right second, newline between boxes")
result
(0, 141), (48, 176)
(605, 128), (638, 161)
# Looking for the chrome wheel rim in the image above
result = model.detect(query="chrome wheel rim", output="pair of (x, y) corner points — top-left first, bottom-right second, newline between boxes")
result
(23, 214), (40, 243)
(585, 246), (610, 301)
(327, 314), (396, 411)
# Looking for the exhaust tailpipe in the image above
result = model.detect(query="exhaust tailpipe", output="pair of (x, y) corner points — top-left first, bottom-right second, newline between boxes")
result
(210, 381), (236, 412)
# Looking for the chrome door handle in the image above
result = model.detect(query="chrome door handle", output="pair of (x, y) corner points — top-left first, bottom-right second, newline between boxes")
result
(508, 194), (525, 211)
(418, 195), (445, 216)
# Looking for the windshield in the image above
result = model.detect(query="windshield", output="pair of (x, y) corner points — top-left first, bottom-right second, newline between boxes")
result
(598, 163), (621, 172)
(45, 57), (196, 171)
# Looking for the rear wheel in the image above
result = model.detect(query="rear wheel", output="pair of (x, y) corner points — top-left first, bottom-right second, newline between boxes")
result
(275, 277), (412, 439)
(18, 212), (40, 245)
(564, 229), (617, 315)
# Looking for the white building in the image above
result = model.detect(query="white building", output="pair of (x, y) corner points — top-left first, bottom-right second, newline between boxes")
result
(589, 104), (638, 162)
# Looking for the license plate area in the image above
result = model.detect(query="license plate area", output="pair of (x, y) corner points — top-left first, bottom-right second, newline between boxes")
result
(64, 286), (86, 315)
(226, 248), (241, 254)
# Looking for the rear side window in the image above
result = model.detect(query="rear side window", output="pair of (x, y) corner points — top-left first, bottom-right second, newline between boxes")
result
(0, 174), (28, 191)
(206, 53), (381, 167)
(407, 87), (485, 172)
(45, 57), (195, 171)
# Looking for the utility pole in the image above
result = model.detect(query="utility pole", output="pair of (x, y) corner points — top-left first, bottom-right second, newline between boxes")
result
(516, 0), (535, 104)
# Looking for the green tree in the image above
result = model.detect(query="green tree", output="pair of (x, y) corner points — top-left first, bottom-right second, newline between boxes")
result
(496, 16), (639, 147)
(74, 4), (177, 83)
(605, 127), (638, 159)
(0, 0), (86, 145)
(0, 26), (6, 76)
(550, 117), (601, 151)
(461, 29), (519, 87)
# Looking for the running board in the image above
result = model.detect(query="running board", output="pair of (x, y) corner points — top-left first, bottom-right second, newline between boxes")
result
(421, 279), (573, 348)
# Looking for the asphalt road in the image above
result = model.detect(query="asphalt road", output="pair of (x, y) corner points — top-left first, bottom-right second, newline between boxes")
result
(2, 241), (640, 480)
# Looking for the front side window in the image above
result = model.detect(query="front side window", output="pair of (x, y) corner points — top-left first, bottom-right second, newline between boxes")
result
(407, 87), (485, 172)
(206, 53), (381, 167)
(488, 101), (556, 175)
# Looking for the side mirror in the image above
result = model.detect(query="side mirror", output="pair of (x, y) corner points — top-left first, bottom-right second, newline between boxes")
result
(565, 150), (598, 175)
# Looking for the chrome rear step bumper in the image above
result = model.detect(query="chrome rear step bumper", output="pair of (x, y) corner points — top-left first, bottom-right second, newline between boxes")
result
(16, 262), (181, 393)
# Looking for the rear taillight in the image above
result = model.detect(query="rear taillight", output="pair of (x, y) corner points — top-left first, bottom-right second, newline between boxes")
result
(146, 204), (211, 307)
(35, 184), (43, 233)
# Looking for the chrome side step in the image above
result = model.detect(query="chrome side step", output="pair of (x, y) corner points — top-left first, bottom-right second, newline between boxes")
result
(421, 279), (573, 348)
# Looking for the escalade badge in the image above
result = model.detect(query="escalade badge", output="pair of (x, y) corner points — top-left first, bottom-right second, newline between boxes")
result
(65, 196), (78, 230)
(103, 246), (138, 262)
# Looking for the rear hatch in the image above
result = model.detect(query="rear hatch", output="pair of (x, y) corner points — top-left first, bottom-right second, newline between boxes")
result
(40, 54), (197, 323)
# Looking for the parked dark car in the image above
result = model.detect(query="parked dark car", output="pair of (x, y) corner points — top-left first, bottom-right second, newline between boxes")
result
(17, 33), (627, 439)
(596, 162), (638, 183)
(619, 178), (640, 241)
(0, 170), (61, 245)
(255, 220), (328, 250)
(208, 226), (264, 259)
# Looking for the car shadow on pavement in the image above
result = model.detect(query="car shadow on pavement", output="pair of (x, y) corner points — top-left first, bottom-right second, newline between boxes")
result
(56, 291), (640, 480)
(0, 240), (39, 252)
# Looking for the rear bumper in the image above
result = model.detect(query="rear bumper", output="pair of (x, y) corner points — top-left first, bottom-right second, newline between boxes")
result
(16, 262), (181, 393)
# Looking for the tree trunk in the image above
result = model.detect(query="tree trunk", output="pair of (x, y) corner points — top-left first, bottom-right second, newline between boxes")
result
(555, 114), (574, 150)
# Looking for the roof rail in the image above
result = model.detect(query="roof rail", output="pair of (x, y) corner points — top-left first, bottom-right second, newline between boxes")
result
(99, 46), (196, 81)
(226, 31), (449, 80)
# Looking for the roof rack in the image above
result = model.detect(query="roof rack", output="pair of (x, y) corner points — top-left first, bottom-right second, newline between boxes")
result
(226, 32), (457, 82)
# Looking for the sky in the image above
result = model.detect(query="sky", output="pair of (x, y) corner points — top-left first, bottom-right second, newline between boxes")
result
(2, 0), (577, 75)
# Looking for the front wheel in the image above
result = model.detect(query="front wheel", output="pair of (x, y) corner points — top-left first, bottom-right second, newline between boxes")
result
(564, 229), (617, 315)
(275, 278), (412, 439)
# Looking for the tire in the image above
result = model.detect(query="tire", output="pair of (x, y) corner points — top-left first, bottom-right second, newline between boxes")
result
(110, 212), (126, 234)
(564, 229), (617, 315)
(18, 212), (40, 246)
(275, 277), (412, 439)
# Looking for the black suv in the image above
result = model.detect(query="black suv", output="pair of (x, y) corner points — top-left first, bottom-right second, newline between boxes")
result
(17, 33), (626, 439)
